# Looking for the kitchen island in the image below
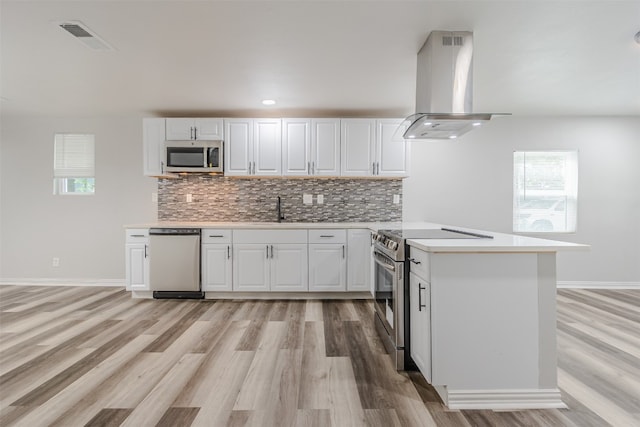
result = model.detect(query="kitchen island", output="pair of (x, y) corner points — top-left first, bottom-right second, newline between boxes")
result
(406, 225), (588, 410)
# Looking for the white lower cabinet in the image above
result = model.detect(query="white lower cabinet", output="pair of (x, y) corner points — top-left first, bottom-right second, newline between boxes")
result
(308, 229), (346, 291)
(347, 229), (371, 292)
(410, 271), (431, 382)
(232, 230), (308, 291)
(201, 244), (232, 291)
(125, 229), (149, 291)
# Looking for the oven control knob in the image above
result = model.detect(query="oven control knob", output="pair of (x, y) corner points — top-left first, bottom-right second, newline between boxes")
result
(387, 241), (398, 250)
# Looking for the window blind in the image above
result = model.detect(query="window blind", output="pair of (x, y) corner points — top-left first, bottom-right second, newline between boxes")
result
(54, 134), (95, 177)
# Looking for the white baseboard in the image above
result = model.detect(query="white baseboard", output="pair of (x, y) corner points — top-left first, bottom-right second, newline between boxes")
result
(558, 281), (640, 290)
(436, 386), (567, 410)
(0, 278), (124, 287)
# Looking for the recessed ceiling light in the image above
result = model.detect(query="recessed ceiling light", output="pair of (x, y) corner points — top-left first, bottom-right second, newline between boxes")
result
(472, 122), (482, 126)
(449, 135), (458, 139)
(262, 99), (276, 106)
(423, 122), (432, 126)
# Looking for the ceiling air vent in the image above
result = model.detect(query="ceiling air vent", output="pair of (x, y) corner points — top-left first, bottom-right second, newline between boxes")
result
(58, 21), (114, 51)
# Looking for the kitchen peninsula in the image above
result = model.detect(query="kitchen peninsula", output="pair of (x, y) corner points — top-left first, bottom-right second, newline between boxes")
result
(124, 221), (588, 410)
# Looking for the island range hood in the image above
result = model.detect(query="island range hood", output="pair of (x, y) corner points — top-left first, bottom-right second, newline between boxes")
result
(403, 31), (509, 140)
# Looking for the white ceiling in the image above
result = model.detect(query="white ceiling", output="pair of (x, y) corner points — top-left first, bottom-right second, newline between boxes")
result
(1, 0), (639, 118)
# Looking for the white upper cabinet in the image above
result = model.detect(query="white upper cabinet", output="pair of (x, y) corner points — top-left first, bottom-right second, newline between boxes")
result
(282, 118), (311, 176)
(143, 118), (166, 176)
(283, 118), (340, 176)
(312, 119), (341, 176)
(254, 119), (282, 176)
(341, 119), (376, 176)
(340, 118), (409, 177)
(376, 119), (410, 177)
(225, 119), (281, 176)
(165, 118), (224, 141)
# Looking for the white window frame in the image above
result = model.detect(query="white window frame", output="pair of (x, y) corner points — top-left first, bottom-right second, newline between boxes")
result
(53, 133), (95, 195)
(513, 151), (578, 233)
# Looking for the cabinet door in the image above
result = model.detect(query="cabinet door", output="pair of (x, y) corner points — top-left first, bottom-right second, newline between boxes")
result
(165, 118), (195, 140)
(224, 119), (253, 176)
(233, 244), (270, 291)
(311, 119), (341, 176)
(340, 119), (375, 176)
(377, 119), (409, 176)
(270, 244), (308, 291)
(126, 244), (149, 291)
(347, 229), (371, 292)
(194, 118), (224, 140)
(283, 118), (311, 176)
(254, 119), (282, 176)
(309, 244), (346, 291)
(410, 273), (431, 382)
(202, 244), (232, 292)
(143, 118), (166, 176)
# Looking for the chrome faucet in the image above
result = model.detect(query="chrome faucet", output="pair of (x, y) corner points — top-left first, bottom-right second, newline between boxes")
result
(277, 196), (285, 222)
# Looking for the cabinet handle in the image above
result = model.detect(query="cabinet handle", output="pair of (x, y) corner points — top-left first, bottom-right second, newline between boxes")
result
(372, 162), (376, 175)
(252, 162), (256, 175)
(376, 162), (380, 175)
(408, 258), (422, 265)
(418, 283), (426, 311)
(194, 127), (198, 140)
(308, 162), (311, 175)
(248, 162), (252, 174)
(130, 234), (145, 238)
(312, 162), (315, 175)
(342, 245), (345, 258)
(209, 235), (224, 238)
(271, 245), (274, 259)
(319, 235), (335, 238)
(144, 245), (148, 258)
(266, 245), (269, 259)
(227, 245), (231, 259)
(190, 127), (194, 140)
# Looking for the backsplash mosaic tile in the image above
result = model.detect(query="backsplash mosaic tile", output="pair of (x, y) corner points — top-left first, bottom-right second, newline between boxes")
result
(158, 175), (402, 222)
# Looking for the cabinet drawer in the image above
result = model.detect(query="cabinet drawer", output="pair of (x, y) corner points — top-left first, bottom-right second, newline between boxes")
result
(308, 229), (346, 244)
(202, 229), (232, 244)
(409, 246), (430, 280)
(126, 229), (149, 243)
(233, 229), (307, 244)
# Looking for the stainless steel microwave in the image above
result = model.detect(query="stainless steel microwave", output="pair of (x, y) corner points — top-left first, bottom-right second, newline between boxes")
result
(164, 140), (223, 173)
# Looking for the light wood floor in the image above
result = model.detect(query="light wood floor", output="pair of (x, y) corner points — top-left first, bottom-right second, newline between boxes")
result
(0, 286), (638, 426)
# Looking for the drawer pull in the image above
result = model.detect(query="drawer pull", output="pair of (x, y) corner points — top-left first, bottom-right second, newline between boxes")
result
(319, 235), (335, 238)
(130, 234), (145, 238)
(208, 235), (224, 238)
(408, 258), (422, 265)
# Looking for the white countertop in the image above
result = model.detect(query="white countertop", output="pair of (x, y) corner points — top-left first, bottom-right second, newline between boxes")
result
(125, 221), (589, 252)
(405, 223), (589, 253)
(125, 221), (400, 230)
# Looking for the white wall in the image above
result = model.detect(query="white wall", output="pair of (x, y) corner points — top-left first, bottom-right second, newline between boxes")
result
(403, 116), (640, 284)
(2, 115), (638, 284)
(0, 116), (157, 282)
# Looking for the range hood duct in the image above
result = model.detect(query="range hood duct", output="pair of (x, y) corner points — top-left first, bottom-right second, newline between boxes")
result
(403, 31), (508, 140)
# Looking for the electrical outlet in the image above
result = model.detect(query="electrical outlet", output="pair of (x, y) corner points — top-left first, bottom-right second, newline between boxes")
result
(303, 194), (313, 205)
(152, 192), (158, 203)
(393, 194), (400, 204)
(316, 195), (324, 204)
(52, 257), (60, 267)
(186, 194), (193, 203)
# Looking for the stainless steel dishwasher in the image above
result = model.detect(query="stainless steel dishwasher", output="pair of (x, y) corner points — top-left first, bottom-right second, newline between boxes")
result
(149, 228), (203, 299)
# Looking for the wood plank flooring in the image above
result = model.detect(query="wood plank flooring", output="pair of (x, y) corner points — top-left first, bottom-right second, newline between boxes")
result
(0, 286), (638, 426)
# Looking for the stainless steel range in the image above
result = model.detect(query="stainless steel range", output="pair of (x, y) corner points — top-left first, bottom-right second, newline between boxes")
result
(372, 227), (493, 370)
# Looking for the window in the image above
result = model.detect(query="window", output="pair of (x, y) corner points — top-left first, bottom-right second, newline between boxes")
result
(53, 133), (95, 195)
(513, 151), (578, 233)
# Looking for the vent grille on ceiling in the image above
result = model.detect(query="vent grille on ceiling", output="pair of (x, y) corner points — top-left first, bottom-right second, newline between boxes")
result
(58, 21), (114, 51)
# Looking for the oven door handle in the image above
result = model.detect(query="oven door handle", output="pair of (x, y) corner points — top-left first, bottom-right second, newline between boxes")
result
(374, 253), (396, 272)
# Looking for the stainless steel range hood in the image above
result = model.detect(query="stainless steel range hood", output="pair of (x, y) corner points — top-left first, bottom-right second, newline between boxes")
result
(403, 31), (508, 140)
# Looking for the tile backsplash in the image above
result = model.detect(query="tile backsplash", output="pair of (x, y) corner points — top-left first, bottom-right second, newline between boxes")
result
(158, 175), (402, 222)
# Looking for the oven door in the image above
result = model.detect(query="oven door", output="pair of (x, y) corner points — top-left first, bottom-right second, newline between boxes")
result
(373, 248), (404, 349)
